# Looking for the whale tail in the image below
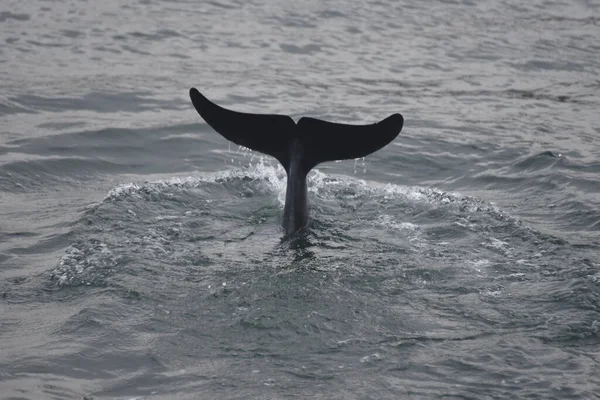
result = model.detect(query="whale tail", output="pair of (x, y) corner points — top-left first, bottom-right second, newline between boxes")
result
(189, 88), (403, 176)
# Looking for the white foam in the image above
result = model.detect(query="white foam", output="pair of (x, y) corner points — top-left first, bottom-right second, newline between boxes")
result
(468, 259), (490, 275)
(104, 160), (509, 213)
(376, 214), (419, 232)
(52, 241), (116, 286)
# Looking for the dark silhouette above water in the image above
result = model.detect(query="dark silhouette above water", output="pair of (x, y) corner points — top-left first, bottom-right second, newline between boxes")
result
(189, 88), (404, 235)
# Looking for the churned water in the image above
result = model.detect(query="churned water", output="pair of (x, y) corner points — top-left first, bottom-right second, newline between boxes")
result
(1, 0), (599, 398)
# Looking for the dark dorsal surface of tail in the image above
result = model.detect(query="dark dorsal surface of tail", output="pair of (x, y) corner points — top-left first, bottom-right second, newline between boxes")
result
(189, 87), (404, 234)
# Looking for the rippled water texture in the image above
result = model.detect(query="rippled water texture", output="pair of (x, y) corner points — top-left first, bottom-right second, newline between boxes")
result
(1, 0), (599, 399)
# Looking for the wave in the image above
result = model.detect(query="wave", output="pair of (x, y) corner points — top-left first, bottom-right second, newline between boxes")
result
(49, 162), (570, 289)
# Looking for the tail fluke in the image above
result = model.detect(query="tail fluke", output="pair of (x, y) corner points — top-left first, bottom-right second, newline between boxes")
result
(189, 88), (403, 174)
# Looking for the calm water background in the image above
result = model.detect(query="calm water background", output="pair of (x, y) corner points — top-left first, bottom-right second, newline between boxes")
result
(1, 0), (599, 398)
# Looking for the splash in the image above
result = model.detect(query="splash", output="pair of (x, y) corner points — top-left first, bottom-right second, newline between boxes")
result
(105, 158), (288, 204)
(50, 164), (536, 288)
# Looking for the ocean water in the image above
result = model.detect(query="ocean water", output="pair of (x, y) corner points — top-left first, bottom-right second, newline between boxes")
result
(1, 0), (599, 398)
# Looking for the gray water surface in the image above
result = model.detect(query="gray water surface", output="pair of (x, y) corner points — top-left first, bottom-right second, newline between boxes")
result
(1, 0), (599, 399)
